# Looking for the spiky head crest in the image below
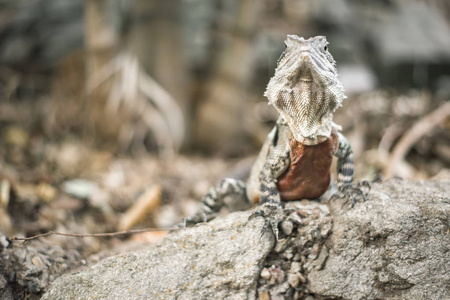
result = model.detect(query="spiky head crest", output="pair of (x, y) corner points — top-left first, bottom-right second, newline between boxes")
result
(264, 35), (346, 145)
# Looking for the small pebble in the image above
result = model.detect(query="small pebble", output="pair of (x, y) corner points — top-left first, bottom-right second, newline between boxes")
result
(308, 244), (320, 260)
(274, 239), (289, 253)
(298, 272), (306, 283)
(274, 282), (290, 294)
(297, 236), (309, 248)
(36, 182), (57, 203)
(288, 273), (299, 287)
(281, 221), (293, 235)
(283, 248), (294, 260)
(318, 205), (330, 215)
(258, 290), (270, 300)
(31, 256), (44, 268)
(0, 235), (9, 248)
(269, 266), (285, 284)
(320, 227), (331, 238)
(311, 209), (320, 219)
(290, 262), (301, 273)
(63, 179), (99, 200)
(293, 253), (302, 261)
(260, 268), (271, 279)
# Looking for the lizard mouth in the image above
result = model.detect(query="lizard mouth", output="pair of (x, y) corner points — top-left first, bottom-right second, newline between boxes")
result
(298, 60), (314, 83)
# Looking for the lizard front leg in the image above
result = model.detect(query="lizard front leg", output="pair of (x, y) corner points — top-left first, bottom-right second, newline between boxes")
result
(332, 132), (370, 207)
(250, 145), (300, 239)
(181, 178), (249, 227)
(259, 146), (290, 206)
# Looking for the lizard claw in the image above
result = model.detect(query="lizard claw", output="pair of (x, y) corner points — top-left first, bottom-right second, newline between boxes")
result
(177, 212), (211, 228)
(249, 203), (301, 240)
(330, 181), (371, 208)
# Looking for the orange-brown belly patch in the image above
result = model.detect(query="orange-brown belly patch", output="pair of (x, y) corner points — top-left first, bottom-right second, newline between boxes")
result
(276, 130), (338, 201)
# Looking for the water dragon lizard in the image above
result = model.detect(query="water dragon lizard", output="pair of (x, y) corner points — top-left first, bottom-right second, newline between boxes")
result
(183, 35), (367, 239)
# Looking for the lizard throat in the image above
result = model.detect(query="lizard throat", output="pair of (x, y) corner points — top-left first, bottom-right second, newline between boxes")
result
(272, 80), (336, 145)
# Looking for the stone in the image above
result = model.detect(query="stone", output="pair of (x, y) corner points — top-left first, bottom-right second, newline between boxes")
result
(0, 239), (81, 299)
(308, 179), (450, 300)
(40, 179), (449, 300)
(280, 220), (294, 235)
(288, 273), (299, 288)
(290, 262), (301, 273)
(0, 275), (13, 300)
(260, 268), (271, 279)
(42, 212), (274, 300)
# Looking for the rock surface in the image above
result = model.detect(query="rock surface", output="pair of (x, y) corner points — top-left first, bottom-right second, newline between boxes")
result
(42, 179), (450, 300)
(308, 179), (450, 300)
(42, 212), (274, 300)
(0, 240), (82, 299)
(0, 274), (13, 300)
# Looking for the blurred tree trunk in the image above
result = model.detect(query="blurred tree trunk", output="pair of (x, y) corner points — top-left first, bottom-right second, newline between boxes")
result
(84, 0), (120, 147)
(195, 0), (261, 154)
(85, 0), (117, 81)
(128, 0), (190, 149)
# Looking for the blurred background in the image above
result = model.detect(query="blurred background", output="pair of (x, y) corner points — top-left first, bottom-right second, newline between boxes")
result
(0, 0), (449, 255)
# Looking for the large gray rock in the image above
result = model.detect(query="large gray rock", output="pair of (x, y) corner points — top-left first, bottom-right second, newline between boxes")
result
(308, 179), (450, 300)
(42, 179), (449, 299)
(42, 212), (274, 300)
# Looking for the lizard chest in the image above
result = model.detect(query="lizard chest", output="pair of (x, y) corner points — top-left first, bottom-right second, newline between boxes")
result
(276, 130), (339, 201)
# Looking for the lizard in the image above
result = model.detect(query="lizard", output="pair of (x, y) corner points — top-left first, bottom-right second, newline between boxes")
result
(183, 35), (367, 239)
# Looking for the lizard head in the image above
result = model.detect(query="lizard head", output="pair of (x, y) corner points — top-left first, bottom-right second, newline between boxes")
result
(264, 35), (345, 145)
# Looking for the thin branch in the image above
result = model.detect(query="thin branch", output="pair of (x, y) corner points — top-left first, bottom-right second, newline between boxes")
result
(385, 101), (450, 178)
(9, 227), (181, 245)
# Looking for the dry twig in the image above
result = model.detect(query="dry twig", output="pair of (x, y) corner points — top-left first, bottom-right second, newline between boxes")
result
(10, 227), (180, 245)
(385, 101), (450, 178)
(118, 185), (162, 231)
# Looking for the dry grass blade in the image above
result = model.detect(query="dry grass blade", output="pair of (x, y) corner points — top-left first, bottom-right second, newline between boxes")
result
(141, 108), (175, 158)
(138, 68), (185, 148)
(86, 52), (185, 155)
